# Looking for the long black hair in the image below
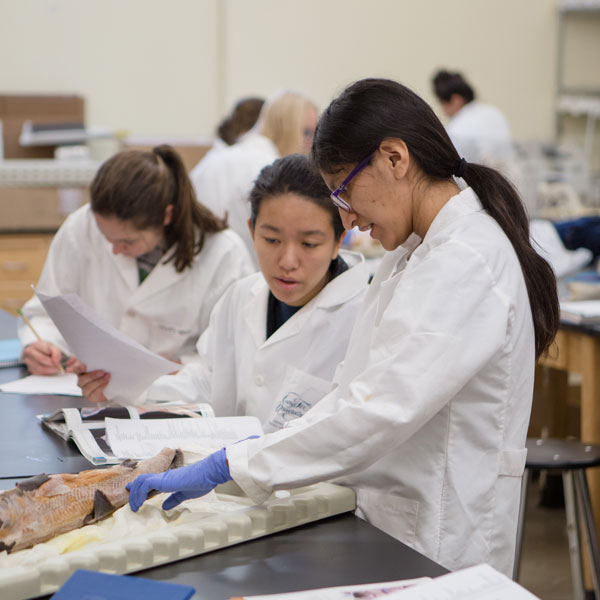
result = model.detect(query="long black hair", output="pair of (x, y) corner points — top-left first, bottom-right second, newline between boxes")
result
(91, 145), (227, 272)
(249, 154), (345, 240)
(312, 78), (558, 359)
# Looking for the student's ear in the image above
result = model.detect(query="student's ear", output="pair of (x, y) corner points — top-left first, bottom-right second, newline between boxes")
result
(332, 231), (345, 259)
(247, 218), (255, 241)
(377, 139), (409, 180)
(163, 204), (174, 226)
(448, 93), (466, 115)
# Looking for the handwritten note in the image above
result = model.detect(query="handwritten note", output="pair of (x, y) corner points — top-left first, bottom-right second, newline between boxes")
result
(105, 416), (263, 458)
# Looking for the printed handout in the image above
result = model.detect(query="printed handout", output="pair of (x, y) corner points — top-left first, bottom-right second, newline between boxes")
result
(106, 415), (263, 458)
(35, 289), (179, 405)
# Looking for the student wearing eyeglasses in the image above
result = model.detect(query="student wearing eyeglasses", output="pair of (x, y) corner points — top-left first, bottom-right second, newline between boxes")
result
(78, 154), (368, 431)
(126, 79), (559, 577)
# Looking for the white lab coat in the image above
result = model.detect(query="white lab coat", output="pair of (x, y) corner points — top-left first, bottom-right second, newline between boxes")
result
(446, 100), (516, 176)
(189, 132), (279, 266)
(19, 204), (254, 361)
(228, 187), (534, 576)
(146, 250), (369, 431)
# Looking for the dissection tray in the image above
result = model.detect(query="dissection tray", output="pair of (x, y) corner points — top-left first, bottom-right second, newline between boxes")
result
(0, 482), (356, 600)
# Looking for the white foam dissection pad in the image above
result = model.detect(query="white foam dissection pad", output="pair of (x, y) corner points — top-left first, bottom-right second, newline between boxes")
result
(0, 481), (356, 600)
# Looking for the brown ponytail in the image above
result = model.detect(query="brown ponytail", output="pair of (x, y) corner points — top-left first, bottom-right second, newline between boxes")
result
(90, 145), (227, 272)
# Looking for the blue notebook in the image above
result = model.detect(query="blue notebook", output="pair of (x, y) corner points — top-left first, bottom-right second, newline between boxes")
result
(0, 338), (23, 368)
(50, 569), (195, 600)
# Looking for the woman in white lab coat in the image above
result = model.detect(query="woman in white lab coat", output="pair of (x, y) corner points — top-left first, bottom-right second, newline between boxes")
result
(126, 79), (559, 576)
(79, 155), (368, 427)
(20, 145), (253, 375)
(190, 90), (319, 264)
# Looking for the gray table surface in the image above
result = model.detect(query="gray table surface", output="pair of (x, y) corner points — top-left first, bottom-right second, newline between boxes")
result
(0, 310), (448, 598)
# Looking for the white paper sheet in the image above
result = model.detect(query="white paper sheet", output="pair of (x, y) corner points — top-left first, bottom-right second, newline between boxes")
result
(234, 578), (429, 599)
(105, 416), (263, 459)
(0, 373), (82, 397)
(381, 564), (539, 599)
(35, 290), (180, 405)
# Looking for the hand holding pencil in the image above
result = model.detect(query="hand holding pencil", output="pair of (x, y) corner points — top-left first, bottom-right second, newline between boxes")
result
(17, 308), (66, 375)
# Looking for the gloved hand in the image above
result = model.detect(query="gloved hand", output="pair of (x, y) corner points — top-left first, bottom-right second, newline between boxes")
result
(126, 448), (231, 512)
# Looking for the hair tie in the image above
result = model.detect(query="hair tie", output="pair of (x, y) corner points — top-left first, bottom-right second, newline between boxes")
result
(455, 157), (467, 178)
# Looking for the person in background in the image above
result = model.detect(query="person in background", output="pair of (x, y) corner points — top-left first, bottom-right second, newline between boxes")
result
(20, 145), (253, 375)
(432, 69), (516, 176)
(78, 154), (368, 430)
(215, 96), (265, 147)
(127, 78), (559, 577)
(190, 90), (319, 264)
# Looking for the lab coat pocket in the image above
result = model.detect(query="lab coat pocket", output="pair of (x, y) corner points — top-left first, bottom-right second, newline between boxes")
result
(499, 448), (527, 477)
(147, 319), (193, 358)
(266, 366), (333, 430)
(493, 448), (528, 566)
(355, 488), (420, 546)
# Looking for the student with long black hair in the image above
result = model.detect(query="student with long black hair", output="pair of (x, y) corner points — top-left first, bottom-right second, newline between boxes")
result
(127, 79), (559, 576)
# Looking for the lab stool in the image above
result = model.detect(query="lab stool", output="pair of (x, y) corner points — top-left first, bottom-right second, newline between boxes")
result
(513, 438), (600, 600)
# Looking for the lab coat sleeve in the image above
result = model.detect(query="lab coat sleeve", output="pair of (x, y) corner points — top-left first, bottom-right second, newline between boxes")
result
(18, 219), (82, 353)
(227, 239), (514, 502)
(191, 154), (233, 220)
(195, 231), (254, 335)
(145, 282), (238, 411)
(144, 340), (213, 403)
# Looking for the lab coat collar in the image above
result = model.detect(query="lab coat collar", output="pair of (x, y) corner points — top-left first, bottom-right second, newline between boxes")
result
(103, 237), (139, 292)
(311, 250), (368, 309)
(104, 232), (188, 303)
(244, 251), (369, 349)
(264, 250), (369, 348)
(130, 249), (185, 302)
(244, 275), (270, 348)
(371, 234), (422, 289)
(423, 186), (483, 243)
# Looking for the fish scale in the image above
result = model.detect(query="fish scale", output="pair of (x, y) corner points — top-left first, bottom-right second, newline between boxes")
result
(0, 447), (182, 553)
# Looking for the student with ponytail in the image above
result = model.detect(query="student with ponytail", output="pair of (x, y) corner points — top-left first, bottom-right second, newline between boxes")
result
(126, 80), (559, 577)
(20, 145), (253, 375)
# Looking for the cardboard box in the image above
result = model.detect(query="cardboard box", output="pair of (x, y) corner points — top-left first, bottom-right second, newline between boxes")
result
(0, 95), (85, 159)
(0, 187), (88, 231)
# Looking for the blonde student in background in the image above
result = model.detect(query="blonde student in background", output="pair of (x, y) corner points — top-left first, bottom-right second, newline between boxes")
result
(77, 154), (369, 432)
(126, 78), (559, 577)
(20, 145), (253, 376)
(190, 90), (319, 265)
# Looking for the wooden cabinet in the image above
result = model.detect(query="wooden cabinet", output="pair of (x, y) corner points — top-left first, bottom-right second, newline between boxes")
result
(0, 234), (52, 315)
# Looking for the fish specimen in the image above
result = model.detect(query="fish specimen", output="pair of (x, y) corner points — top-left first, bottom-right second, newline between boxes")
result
(0, 447), (182, 553)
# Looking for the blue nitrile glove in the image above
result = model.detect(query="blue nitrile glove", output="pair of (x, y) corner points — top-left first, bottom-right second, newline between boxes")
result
(126, 448), (231, 512)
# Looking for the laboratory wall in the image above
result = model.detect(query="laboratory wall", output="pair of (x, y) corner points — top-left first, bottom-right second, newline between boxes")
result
(0, 0), (593, 153)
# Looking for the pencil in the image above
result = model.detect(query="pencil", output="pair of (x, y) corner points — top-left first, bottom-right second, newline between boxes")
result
(16, 308), (65, 374)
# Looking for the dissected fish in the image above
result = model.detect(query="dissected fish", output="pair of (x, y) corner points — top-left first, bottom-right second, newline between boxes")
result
(0, 447), (183, 553)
